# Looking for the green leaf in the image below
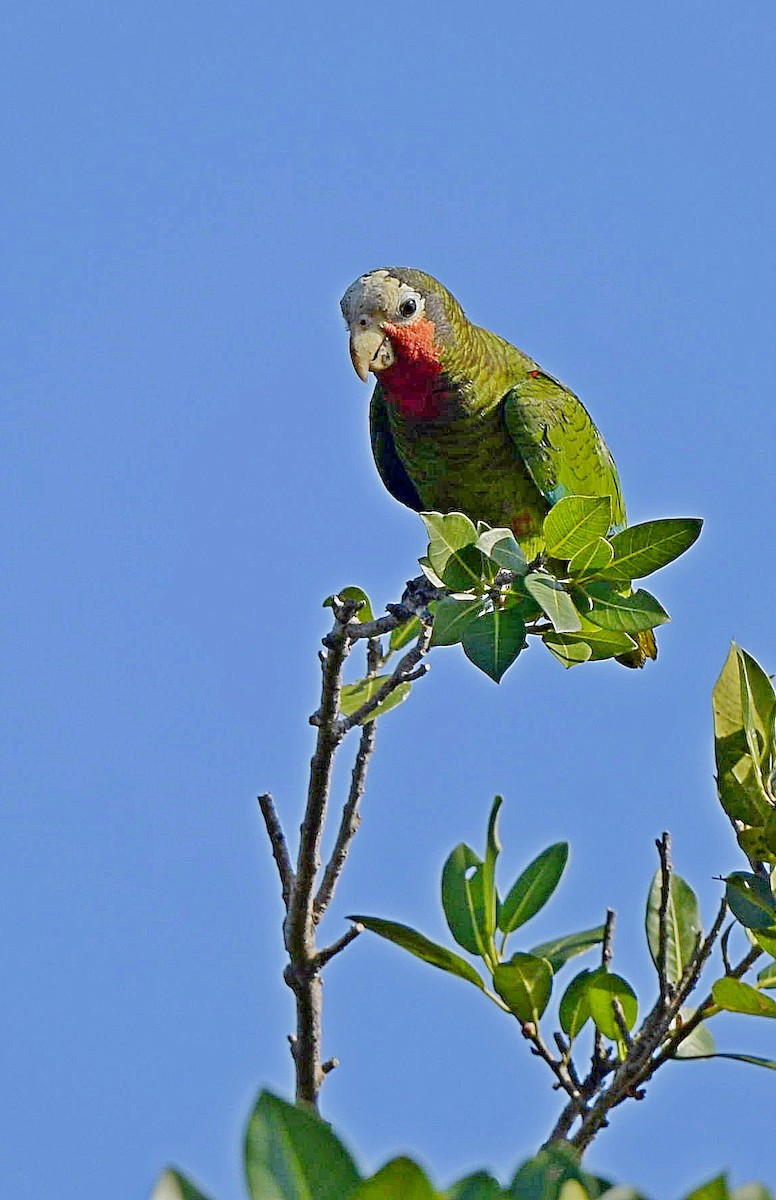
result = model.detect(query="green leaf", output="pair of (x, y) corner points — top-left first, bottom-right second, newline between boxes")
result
(324, 586), (374, 622)
(441, 844), (489, 957)
(444, 1172), (504, 1200)
(584, 583), (669, 633)
(462, 607), (526, 683)
(353, 1158), (438, 1200)
(601, 518), (703, 581)
(530, 925), (605, 972)
(152, 1169), (215, 1200)
(586, 970), (638, 1040)
(559, 970), (593, 1039)
(543, 636), (593, 668)
(682, 1177), (730, 1200)
(244, 1091), (361, 1200)
(645, 869), (702, 984)
(524, 574), (582, 633)
(430, 598), (485, 648)
(543, 496), (613, 558)
(731, 1184), (776, 1200)
(390, 615), (421, 652)
(713, 643), (776, 830)
(510, 1143), (598, 1199)
(757, 960), (776, 989)
(672, 1009), (716, 1059)
(421, 512), (478, 575)
(567, 538), (614, 579)
(481, 795), (503, 947)
(499, 843), (569, 935)
(440, 543), (488, 591)
(725, 872), (776, 931)
(339, 677), (412, 723)
(347, 915), (486, 991)
(675, 1052), (776, 1073)
(493, 952), (552, 1022)
(711, 977), (776, 1017)
(752, 928), (776, 956)
(477, 528), (528, 574)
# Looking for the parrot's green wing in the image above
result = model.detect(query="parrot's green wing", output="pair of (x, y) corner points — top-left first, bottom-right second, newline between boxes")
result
(369, 385), (423, 512)
(502, 370), (626, 529)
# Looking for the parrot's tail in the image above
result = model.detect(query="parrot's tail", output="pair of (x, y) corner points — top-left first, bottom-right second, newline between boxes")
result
(616, 629), (658, 670)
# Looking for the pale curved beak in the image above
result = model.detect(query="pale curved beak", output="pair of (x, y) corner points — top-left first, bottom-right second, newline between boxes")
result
(349, 324), (395, 382)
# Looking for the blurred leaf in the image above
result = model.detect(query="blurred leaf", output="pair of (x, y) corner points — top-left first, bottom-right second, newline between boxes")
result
(711, 977), (776, 1017)
(725, 872), (776, 930)
(340, 677), (411, 723)
(444, 1172), (504, 1199)
(682, 1177), (730, 1200)
(421, 512), (478, 575)
(353, 1158), (437, 1199)
(645, 869), (702, 984)
(510, 1143), (598, 1199)
(584, 583), (669, 633)
(559, 970), (593, 1039)
(601, 518), (703, 581)
(431, 598), (485, 648)
(390, 615), (421, 652)
(731, 1184), (776, 1199)
(543, 496), (613, 558)
(529, 925), (605, 972)
(524, 574), (582, 633)
(673, 1009), (716, 1058)
(499, 843), (569, 935)
(675, 1052), (776, 1072)
(752, 928), (776, 956)
(586, 970), (638, 1040)
(757, 960), (776, 989)
(493, 953), (552, 1022)
(567, 538), (614, 579)
(440, 543), (488, 591)
(244, 1091), (360, 1200)
(462, 607), (526, 683)
(152, 1170), (215, 1200)
(324, 586), (374, 622)
(477, 528), (528, 575)
(348, 915), (486, 991)
(441, 844), (488, 957)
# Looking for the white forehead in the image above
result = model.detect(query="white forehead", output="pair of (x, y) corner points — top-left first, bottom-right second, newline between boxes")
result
(340, 270), (423, 322)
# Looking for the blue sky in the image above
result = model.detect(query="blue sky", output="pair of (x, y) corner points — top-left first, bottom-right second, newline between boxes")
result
(3, 2), (776, 1197)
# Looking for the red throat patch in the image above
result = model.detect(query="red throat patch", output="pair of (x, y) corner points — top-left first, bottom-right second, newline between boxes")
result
(379, 316), (445, 421)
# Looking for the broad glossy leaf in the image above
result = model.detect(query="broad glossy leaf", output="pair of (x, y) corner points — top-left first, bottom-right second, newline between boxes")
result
(602, 518), (703, 581)
(444, 1172), (504, 1200)
(441, 844), (488, 956)
(586, 970), (638, 1039)
(324, 586), (374, 622)
(347, 915), (486, 991)
(645, 869), (702, 984)
(390, 615), (421, 652)
(421, 512), (478, 575)
(567, 538), (614, 579)
(584, 583), (669, 633)
(713, 644), (776, 826)
(757, 960), (776, 989)
(524, 574), (582, 633)
(543, 496), (613, 558)
(440, 543), (488, 591)
(493, 952), (552, 1022)
(543, 636), (593, 669)
(529, 925), (605, 972)
(476, 528), (528, 575)
(559, 969), (592, 1039)
(340, 677), (411, 723)
(499, 842), (569, 934)
(244, 1091), (360, 1200)
(462, 607), (526, 683)
(431, 597), (485, 648)
(682, 1177), (730, 1200)
(752, 928), (776, 956)
(353, 1157), (437, 1200)
(152, 1170), (214, 1200)
(544, 616), (638, 664)
(725, 872), (776, 930)
(711, 977), (776, 1017)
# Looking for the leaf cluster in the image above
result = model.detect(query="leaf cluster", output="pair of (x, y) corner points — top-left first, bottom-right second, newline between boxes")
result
(417, 499), (701, 680)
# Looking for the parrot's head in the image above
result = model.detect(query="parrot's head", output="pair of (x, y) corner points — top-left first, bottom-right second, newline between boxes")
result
(340, 268), (466, 385)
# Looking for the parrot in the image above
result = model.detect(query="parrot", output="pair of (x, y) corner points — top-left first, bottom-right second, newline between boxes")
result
(340, 267), (655, 667)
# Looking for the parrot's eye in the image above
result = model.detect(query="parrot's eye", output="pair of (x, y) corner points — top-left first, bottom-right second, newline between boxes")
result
(398, 297), (418, 319)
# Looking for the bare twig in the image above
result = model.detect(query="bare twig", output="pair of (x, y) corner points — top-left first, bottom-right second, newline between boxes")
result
(655, 832), (673, 1002)
(340, 622), (433, 732)
(258, 792), (294, 909)
(314, 924), (362, 970)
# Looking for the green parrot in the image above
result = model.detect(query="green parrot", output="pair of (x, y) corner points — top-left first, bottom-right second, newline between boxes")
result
(340, 267), (655, 667)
